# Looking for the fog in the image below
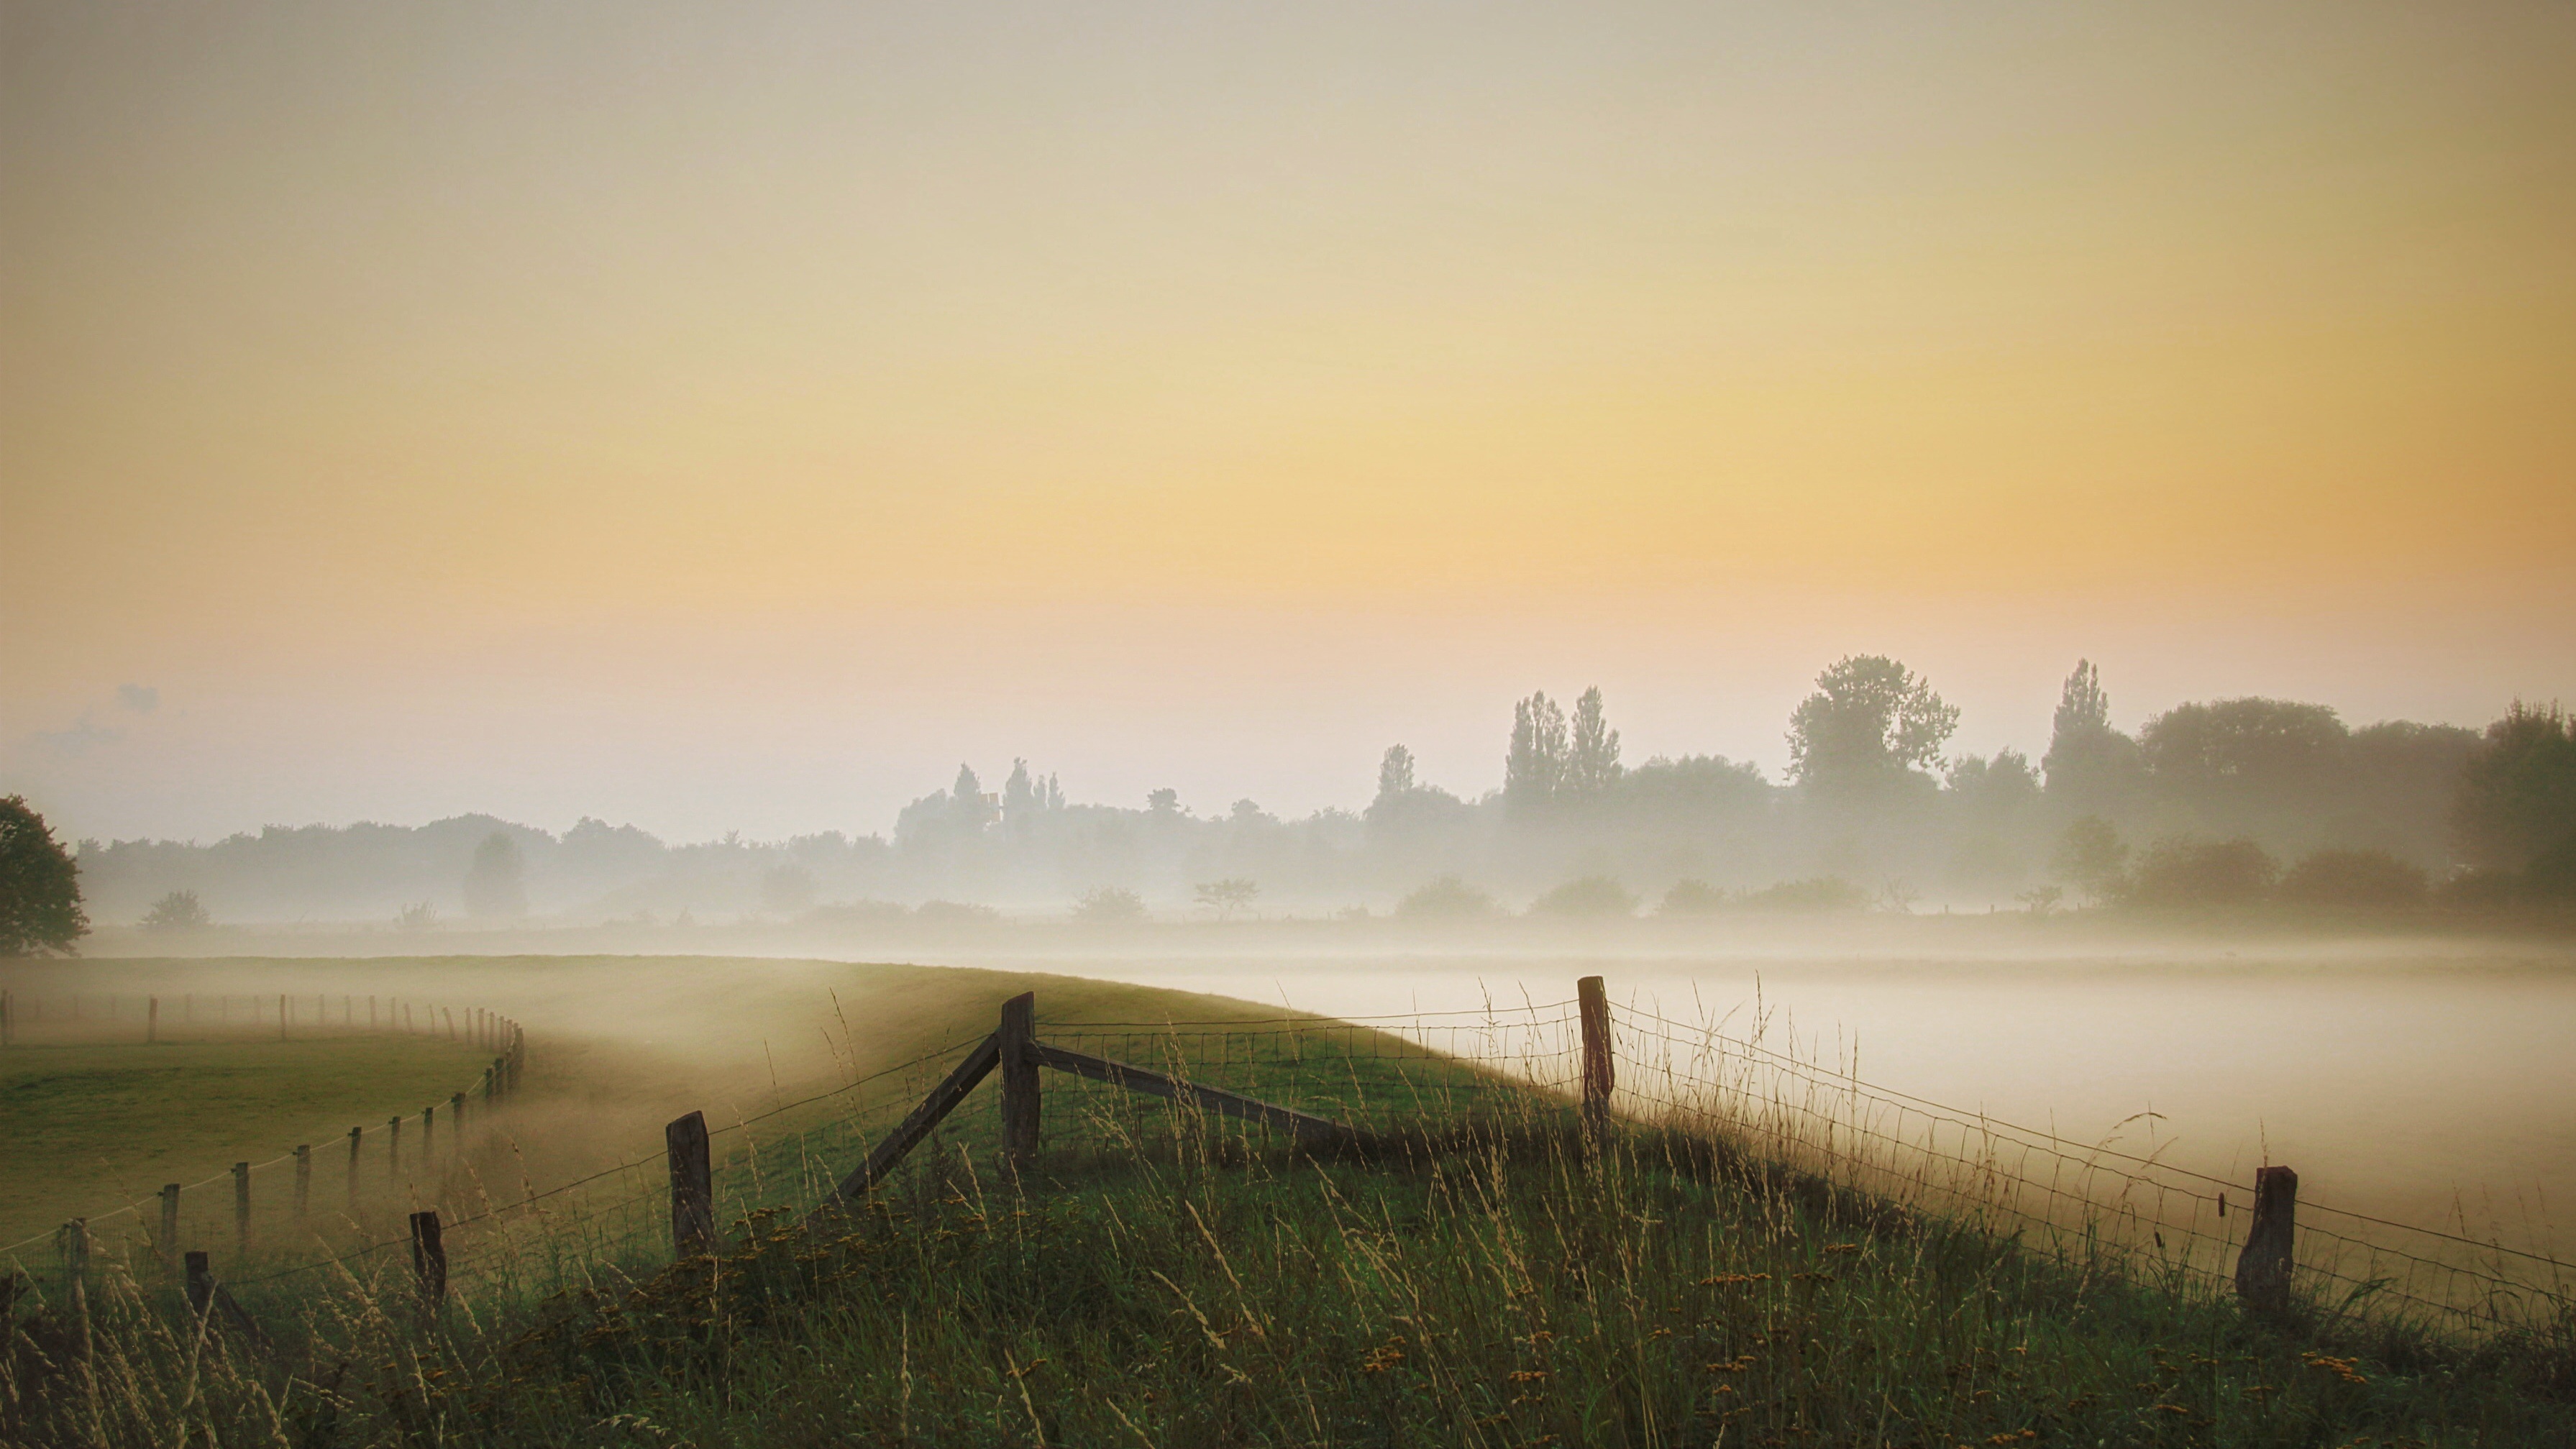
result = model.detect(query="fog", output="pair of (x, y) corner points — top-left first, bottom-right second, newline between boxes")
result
(23, 921), (2572, 1264)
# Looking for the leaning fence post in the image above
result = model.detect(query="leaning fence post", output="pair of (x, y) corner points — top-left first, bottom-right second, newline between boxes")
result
(293, 1145), (311, 1221)
(408, 1210), (446, 1324)
(1577, 976), (1614, 1143)
(666, 1110), (714, 1256)
(160, 1183), (181, 1265)
(232, 1161), (251, 1254)
(1000, 992), (1039, 1171)
(2234, 1164), (2298, 1316)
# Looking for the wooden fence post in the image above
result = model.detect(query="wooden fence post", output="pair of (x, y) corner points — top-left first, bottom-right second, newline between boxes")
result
(185, 1251), (214, 1318)
(408, 1211), (445, 1324)
(1000, 992), (1039, 1172)
(348, 1126), (363, 1210)
(2234, 1164), (2298, 1316)
(293, 1146), (311, 1221)
(451, 1091), (466, 1138)
(388, 1115), (402, 1182)
(60, 1219), (88, 1313)
(232, 1161), (251, 1254)
(1577, 976), (1614, 1143)
(666, 1110), (714, 1256)
(483, 1065), (495, 1102)
(160, 1183), (181, 1264)
(422, 1104), (435, 1163)
(147, 996), (158, 1045)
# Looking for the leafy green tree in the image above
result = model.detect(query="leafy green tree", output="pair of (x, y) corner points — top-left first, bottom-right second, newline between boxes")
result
(462, 831), (529, 918)
(2452, 703), (2576, 876)
(1785, 656), (1959, 804)
(2052, 816), (2129, 903)
(0, 796), (88, 956)
(140, 890), (212, 931)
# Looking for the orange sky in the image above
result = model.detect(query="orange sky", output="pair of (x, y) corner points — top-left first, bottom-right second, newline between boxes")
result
(4, 1), (2572, 840)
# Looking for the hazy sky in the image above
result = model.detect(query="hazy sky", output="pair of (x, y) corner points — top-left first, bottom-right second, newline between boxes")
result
(6, 1), (2572, 843)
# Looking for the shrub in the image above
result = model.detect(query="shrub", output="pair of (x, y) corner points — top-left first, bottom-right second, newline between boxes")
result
(1072, 886), (1147, 923)
(138, 890), (212, 932)
(2278, 848), (2430, 908)
(1394, 875), (1501, 920)
(2126, 837), (2278, 906)
(1527, 876), (1637, 918)
(1738, 877), (1869, 913)
(1658, 879), (1729, 915)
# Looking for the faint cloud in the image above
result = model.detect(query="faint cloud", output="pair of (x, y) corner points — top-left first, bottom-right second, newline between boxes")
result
(117, 684), (160, 713)
(35, 713), (124, 756)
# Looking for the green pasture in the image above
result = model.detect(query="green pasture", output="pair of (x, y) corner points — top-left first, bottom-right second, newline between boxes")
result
(0, 1036), (496, 1249)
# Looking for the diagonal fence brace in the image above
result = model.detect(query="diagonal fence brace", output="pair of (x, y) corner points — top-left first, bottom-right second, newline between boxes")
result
(809, 1032), (1002, 1218)
(1031, 1042), (1360, 1148)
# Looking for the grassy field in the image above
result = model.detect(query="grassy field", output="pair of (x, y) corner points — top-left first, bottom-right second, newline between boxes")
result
(0, 1036), (499, 1249)
(5, 959), (2570, 1445)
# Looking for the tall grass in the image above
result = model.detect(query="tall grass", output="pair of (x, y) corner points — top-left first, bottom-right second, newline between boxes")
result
(7, 1015), (2572, 1447)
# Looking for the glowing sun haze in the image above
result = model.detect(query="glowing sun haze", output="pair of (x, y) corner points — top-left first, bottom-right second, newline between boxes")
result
(5, 1), (2572, 841)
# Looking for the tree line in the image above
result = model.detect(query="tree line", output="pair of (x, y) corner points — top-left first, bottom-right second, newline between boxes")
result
(5, 657), (2571, 943)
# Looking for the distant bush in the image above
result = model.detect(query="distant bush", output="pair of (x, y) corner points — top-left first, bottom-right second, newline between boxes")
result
(1657, 879), (1729, 915)
(2277, 848), (2429, 908)
(1737, 877), (1869, 913)
(394, 902), (438, 931)
(1527, 876), (1637, 918)
(1394, 876), (1501, 920)
(802, 900), (912, 926)
(913, 900), (1001, 924)
(140, 890), (211, 932)
(2125, 838), (2278, 907)
(1072, 886), (1148, 923)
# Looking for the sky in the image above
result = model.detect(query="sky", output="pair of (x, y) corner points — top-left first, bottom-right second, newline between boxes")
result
(5, 1), (2572, 844)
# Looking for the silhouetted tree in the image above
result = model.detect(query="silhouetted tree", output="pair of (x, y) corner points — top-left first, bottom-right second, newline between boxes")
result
(2052, 816), (2129, 903)
(2127, 838), (2279, 906)
(1946, 748), (2040, 821)
(2041, 659), (2144, 815)
(1786, 656), (1958, 805)
(1072, 885), (1146, 923)
(1147, 788), (1182, 818)
(140, 890), (211, 931)
(462, 831), (528, 918)
(2453, 703), (2576, 879)
(1565, 687), (1622, 798)
(1374, 744), (1417, 805)
(2278, 849), (2429, 908)
(1528, 875), (1636, 917)
(1194, 877), (1259, 919)
(1504, 692), (1568, 817)
(0, 797), (87, 956)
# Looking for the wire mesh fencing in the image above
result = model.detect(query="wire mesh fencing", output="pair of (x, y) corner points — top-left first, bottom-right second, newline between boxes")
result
(9, 984), (2569, 1355)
